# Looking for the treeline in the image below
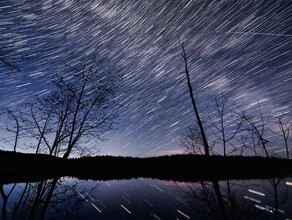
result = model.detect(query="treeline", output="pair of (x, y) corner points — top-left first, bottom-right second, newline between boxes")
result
(67, 154), (292, 181)
(1, 150), (292, 184)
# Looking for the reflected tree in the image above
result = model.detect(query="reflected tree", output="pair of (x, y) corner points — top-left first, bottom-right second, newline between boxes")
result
(0, 183), (16, 220)
(0, 178), (98, 220)
(261, 178), (289, 220)
(0, 54), (119, 218)
(176, 180), (266, 220)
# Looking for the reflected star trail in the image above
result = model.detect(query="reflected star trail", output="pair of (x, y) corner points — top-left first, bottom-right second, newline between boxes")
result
(1, 0), (292, 157)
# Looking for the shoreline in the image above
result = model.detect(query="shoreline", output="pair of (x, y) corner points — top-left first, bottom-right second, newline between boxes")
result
(1, 150), (292, 184)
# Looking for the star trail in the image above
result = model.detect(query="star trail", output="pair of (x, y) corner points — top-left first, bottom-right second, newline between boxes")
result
(1, 0), (292, 157)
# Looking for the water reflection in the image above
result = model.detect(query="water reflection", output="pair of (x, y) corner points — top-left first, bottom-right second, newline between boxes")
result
(0, 178), (98, 220)
(177, 178), (290, 219)
(1, 177), (292, 219)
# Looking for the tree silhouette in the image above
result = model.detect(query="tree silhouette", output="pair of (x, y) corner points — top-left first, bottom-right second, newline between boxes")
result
(180, 124), (207, 155)
(179, 41), (210, 156)
(208, 93), (243, 156)
(272, 113), (292, 159)
(178, 51), (291, 158)
(1, 55), (119, 158)
(237, 103), (271, 157)
(26, 57), (118, 158)
(0, 108), (23, 152)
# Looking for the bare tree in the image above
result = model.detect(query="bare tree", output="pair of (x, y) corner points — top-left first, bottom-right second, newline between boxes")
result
(179, 41), (210, 156)
(180, 125), (205, 155)
(208, 93), (242, 156)
(0, 108), (24, 152)
(236, 103), (271, 157)
(272, 113), (292, 159)
(15, 56), (119, 158)
(237, 130), (262, 156)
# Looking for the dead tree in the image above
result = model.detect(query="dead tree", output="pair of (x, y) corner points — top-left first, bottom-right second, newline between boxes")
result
(237, 103), (271, 157)
(180, 125), (205, 155)
(209, 93), (242, 156)
(23, 57), (118, 158)
(273, 113), (292, 159)
(180, 41), (210, 156)
(0, 108), (23, 152)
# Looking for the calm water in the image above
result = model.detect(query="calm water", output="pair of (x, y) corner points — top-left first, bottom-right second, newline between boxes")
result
(1, 177), (292, 219)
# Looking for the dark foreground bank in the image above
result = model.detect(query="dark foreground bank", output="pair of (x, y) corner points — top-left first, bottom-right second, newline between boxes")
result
(1, 150), (292, 184)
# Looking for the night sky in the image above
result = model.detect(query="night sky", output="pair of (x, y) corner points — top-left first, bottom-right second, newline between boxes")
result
(1, 0), (292, 157)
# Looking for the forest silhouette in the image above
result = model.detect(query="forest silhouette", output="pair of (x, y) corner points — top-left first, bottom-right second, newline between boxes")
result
(1, 150), (292, 185)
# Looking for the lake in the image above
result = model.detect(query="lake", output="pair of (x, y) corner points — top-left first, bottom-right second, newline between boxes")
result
(1, 176), (292, 219)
